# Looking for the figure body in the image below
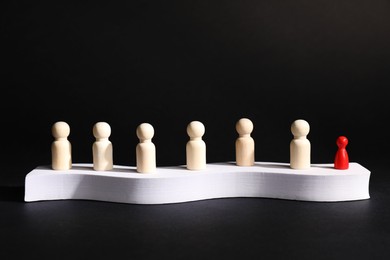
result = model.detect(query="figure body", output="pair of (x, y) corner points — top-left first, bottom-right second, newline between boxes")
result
(290, 119), (311, 169)
(51, 121), (72, 170)
(235, 118), (255, 166)
(136, 123), (156, 173)
(334, 136), (349, 170)
(92, 122), (113, 171)
(186, 121), (206, 170)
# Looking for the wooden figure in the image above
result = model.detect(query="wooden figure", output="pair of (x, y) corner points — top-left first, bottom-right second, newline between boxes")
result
(51, 121), (72, 170)
(186, 121), (206, 170)
(136, 123), (156, 173)
(290, 119), (311, 169)
(92, 122), (113, 171)
(235, 118), (255, 166)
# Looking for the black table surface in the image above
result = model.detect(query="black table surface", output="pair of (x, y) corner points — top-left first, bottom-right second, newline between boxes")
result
(1, 160), (389, 260)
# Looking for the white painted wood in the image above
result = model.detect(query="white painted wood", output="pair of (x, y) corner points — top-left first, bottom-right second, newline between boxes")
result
(235, 118), (255, 166)
(290, 119), (311, 169)
(51, 121), (72, 170)
(25, 162), (371, 204)
(186, 121), (206, 170)
(92, 122), (113, 171)
(136, 123), (156, 173)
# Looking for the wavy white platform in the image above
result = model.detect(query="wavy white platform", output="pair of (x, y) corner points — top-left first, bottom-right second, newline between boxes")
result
(24, 162), (371, 204)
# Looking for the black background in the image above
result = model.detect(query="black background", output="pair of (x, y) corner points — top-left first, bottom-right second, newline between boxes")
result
(1, 1), (390, 259)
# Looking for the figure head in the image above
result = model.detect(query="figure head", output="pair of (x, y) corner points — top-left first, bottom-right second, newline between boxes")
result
(93, 122), (111, 139)
(136, 123), (154, 141)
(52, 121), (70, 139)
(336, 136), (348, 148)
(187, 121), (205, 139)
(236, 118), (253, 136)
(291, 119), (310, 138)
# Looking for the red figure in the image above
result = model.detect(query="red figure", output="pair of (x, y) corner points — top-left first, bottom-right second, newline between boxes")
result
(334, 136), (349, 170)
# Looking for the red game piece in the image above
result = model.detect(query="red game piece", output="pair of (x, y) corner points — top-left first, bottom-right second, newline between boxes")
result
(334, 136), (349, 170)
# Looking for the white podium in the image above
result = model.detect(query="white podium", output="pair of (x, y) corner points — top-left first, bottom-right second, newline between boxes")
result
(25, 162), (371, 204)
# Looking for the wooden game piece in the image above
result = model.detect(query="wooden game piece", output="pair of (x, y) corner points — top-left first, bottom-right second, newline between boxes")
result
(290, 119), (311, 169)
(235, 118), (255, 166)
(186, 121), (206, 170)
(334, 136), (349, 170)
(136, 123), (156, 173)
(92, 122), (113, 171)
(51, 121), (72, 170)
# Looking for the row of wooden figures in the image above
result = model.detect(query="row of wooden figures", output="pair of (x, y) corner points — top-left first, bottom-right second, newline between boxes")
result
(51, 118), (349, 173)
